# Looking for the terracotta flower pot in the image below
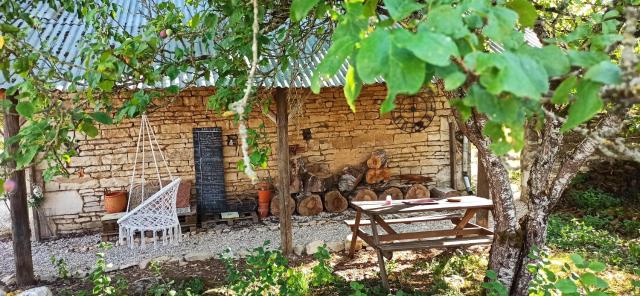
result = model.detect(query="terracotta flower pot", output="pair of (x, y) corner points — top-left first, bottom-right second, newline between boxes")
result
(104, 191), (127, 213)
(257, 187), (272, 218)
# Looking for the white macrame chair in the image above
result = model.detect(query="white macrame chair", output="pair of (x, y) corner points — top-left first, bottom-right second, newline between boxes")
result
(117, 114), (182, 249)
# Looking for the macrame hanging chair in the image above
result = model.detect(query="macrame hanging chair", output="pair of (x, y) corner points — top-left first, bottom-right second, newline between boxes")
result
(117, 114), (182, 249)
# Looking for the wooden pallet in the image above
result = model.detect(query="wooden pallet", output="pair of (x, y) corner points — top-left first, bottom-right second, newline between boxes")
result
(101, 210), (198, 242)
(201, 211), (259, 228)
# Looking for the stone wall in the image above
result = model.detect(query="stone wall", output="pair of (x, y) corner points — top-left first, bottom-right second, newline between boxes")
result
(38, 84), (460, 234)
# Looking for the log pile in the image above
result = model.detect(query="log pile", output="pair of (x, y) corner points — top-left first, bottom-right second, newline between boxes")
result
(271, 149), (437, 216)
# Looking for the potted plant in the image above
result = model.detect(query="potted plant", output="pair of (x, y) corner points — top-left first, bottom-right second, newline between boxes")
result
(257, 177), (273, 218)
(104, 188), (128, 213)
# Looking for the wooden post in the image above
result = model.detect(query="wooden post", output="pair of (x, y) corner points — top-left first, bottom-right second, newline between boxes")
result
(4, 93), (36, 286)
(448, 119), (458, 189)
(476, 158), (490, 227)
(275, 88), (293, 255)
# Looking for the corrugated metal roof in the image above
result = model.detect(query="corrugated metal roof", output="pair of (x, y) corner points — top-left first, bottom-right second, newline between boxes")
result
(1, 1), (540, 90)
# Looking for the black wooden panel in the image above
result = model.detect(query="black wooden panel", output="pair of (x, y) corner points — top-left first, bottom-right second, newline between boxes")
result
(193, 127), (227, 217)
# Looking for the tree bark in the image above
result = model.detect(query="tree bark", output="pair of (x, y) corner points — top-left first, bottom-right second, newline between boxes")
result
(4, 95), (36, 286)
(275, 88), (293, 255)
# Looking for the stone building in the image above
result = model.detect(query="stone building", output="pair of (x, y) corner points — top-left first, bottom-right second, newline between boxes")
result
(33, 84), (465, 234)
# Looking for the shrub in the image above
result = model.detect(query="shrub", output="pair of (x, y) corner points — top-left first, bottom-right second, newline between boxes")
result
(484, 249), (613, 296)
(310, 245), (334, 287)
(569, 188), (622, 213)
(547, 214), (621, 254)
(51, 255), (71, 280)
(221, 241), (309, 296)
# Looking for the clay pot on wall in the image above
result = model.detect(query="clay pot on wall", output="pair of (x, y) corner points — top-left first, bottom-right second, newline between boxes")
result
(257, 181), (272, 218)
(104, 190), (128, 213)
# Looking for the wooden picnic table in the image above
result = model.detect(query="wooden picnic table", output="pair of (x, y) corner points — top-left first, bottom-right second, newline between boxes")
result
(346, 196), (494, 290)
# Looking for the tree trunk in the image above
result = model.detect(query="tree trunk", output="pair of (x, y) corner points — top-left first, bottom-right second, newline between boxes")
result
(323, 190), (348, 213)
(4, 95), (36, 287)
(270, 195), (296, 217)
(295, 194), (323, 216)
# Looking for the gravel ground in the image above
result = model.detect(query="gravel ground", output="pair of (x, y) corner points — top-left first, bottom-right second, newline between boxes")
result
(0, 199), (527, 280)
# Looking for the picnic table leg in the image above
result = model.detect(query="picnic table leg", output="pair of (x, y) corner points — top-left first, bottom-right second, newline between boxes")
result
(349, 210), (362, 258)
(454, 209), (477, 238)
(370, 214), (390, 291)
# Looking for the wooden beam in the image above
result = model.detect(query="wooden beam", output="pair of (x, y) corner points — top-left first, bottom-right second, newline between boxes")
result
(476, 159), (490, 227)
(275, 87), (293, 255)
(4, 94), (36, 286)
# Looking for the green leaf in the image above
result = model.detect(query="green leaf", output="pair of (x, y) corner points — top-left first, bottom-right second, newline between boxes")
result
(425, 5), (468, 38)
(584, 61), (621, 85)
(311, 9), (366, 93)
(383, 0), (423, 20)
(587, 261), (606, 273)
(506, 0), (537, 27)
(343, 64), (362, 112)
(561, 80), (603, 132)
(570, 254), (586, 268)
(483, 7), (518, 44)
(291, 0), (321, 22)
(520, 45), (570, 77)
(356, 29), (391, 83)
(82, 123), (99, 138)
(393, 25), (459, 66)
(580, 272), (598, 287)
(436, 64), (466, 90)
(90, 112), (113, 125)
(475, 52), (549, 100)
(16, 146), (39, 169)
(567, 50), (609, 68)
(16, 101), (35, 118)
(555, 279), (578, 294)
(356, 29), (426, 113)
(551, 76), (577, 104)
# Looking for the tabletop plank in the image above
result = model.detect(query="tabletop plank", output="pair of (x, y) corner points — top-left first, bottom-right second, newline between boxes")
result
(351, 196), (493, 215)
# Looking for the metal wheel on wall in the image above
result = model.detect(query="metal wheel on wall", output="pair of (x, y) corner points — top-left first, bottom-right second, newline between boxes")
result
(391, 95), (436, 133)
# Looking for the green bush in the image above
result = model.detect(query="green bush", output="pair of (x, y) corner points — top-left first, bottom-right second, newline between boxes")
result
(547, 214), (640, 268)
(569, 188), (622, 213)
(221, 241), (337, 296)
(484, 249), (613, 296)
(547, 214), (621, 254)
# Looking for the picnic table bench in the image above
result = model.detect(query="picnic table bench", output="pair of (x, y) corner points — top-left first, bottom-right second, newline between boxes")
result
(347, 196), (494, 290)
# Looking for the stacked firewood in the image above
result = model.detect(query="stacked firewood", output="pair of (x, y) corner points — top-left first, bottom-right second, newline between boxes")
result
(270, 150), (434, 216)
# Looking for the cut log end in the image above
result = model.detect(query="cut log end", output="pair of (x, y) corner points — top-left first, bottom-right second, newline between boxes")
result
(270, 196), (296, 216)
(296, 194), (323, 216)
(405, 184), (430, 199)
(378, 187), (404, 200)
(324, 190), (348, 213)
(353, 188), (377, 202)
(366, 150), (388, 169)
